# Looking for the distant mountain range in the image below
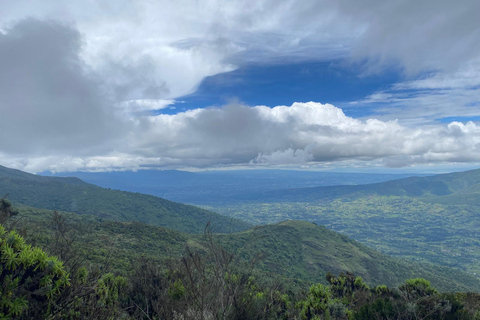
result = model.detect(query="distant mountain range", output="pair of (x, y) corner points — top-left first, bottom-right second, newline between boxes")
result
(0, 165), (250, 233)
(41, 169), (427, 204)
(234, 168), (480, 203)
(3, 164), (480, 292)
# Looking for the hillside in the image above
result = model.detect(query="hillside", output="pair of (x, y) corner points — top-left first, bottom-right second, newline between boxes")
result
(203, 168), (480, 277)
(0, 165), (250, 233)
(235, 168), (480, 203)
(15, 205), (480, 293)
(219, 220), (480, 292)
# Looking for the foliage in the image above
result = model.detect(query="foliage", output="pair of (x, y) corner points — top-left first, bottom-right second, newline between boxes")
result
(12, 206), (480, 293)
(0, 224), (69, 319)
(4, 204), (480, 319)
(209, 194), (480, 278)
(0, 197), (18, 225)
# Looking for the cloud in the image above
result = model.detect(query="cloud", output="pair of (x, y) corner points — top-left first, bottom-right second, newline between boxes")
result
(4, 1), (480, 92)
(2, 98), (480, 171)
(252, 148), (314, 165)
(116, 99), (176, 115)
(2, 2), (480, 172)
(345, 0), (480, 74)
(125, 102), (480, 169)
(0, 19), (125, 156)
(4, 1), (480, 106)
(354, 61), (480, 124)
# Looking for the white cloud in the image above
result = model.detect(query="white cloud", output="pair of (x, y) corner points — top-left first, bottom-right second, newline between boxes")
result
(2, 1), (480, 172)
(4, 101), (480, 172)
(355, 61), (480, 125)
(116, 99), (175, 115)
(121, 102), (480, 169)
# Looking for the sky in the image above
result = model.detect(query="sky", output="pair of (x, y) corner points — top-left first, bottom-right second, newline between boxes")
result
(2, 0), (480, 173)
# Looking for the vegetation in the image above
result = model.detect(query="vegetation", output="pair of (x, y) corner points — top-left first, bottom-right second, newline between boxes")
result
(4, 211), (480, 319)
(4, 165), (480, 318)
(10, 205), (480, 293)
(202, 169), (480, 277)
(0, 165), (251, 234)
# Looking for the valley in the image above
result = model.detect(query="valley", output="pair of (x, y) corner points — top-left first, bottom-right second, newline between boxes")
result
(3, 164), (480, 318)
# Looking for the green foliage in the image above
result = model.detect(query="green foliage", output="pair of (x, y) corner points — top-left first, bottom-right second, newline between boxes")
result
(167, 279), (185, 300)
(0, 225), (69, 319)
(400, 278), (437, 298)
(13, 206), (480, 293)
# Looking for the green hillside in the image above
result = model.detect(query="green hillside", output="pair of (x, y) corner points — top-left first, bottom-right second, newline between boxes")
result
(238, 168), (480, 203)
(205, 168), (480, 277)
(218, 220), (480, 292)
(14, 205), (480, 293)
(0, 165), (251, 233)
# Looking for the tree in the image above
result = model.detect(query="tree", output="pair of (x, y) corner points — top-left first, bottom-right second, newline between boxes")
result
(0, 197), (18, 225)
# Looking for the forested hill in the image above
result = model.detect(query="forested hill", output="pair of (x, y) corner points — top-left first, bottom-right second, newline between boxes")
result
(18, 206), (480, 293)
(218, 220), (480, 292)
(0, 165), (88, 185)
(0, 165), (251, 233)
(236, 168), (480, 203)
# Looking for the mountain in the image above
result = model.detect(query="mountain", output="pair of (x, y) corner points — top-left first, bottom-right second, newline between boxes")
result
(0, 165), (251, 233)
(234, 168), (480, 203)
(41, 169), (426, 205)
(17, 205), (480, 293)
(221, 220), (480, 292)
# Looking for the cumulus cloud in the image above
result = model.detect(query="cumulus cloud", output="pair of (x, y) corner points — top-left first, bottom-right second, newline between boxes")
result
(128, 102), (480, 169)
(2, 99), (480, 171)
(2, 1), (480, 172)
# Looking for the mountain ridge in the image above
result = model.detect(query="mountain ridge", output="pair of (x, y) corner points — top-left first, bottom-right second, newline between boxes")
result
(233, 167), (480, 203)
(0, 165), (251, 233)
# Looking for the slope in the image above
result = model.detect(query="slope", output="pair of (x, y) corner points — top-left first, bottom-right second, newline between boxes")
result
(205, 168), (480, 276)
(233, 167), (480, 203)
(0, 165), (250, 233)
(16, 206), (480, 293)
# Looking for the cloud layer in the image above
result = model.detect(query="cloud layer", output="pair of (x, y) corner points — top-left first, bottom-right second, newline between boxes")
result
(2, 2), (480, 172)
(3, 98), (480, 172)
(5, 0), (480, 102)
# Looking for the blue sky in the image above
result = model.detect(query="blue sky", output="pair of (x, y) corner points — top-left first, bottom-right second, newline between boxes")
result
(176, 61), (401, 119)
(2, 0), (480, 173)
